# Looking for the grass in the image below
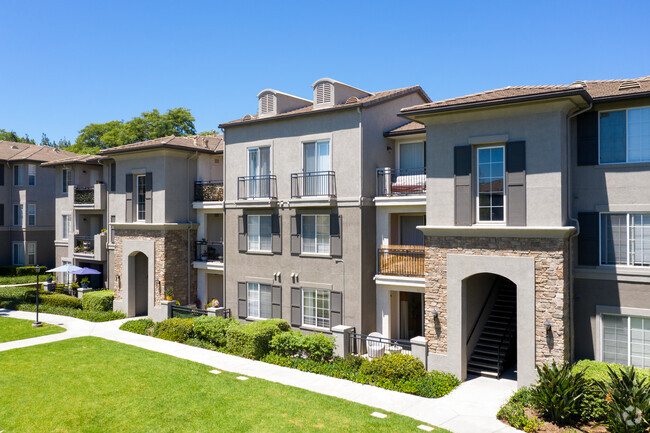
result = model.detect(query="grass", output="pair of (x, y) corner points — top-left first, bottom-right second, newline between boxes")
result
(0, 275), (40, 285)
(0, 337), (448, 433)
(0, 317), (65, 343)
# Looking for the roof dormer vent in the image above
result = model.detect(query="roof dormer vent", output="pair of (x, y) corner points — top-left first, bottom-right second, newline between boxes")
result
(345, 96), (359, 104)
(258, 91), (277, 117)
(243, 114), (252, 121)
(315, 81), (333, 105)
(10, 145), (18, 149)
(619, 80), (641, 91)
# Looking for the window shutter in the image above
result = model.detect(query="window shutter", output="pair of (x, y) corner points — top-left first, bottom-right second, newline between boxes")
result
(316, 82), (333, 105)
(330, 214), (342, 257)
(238, 215), (247, 252)
(271, 285), (282, 319)
(271, 213), (281, 254)
(0, 204), (4, 226)
(290, 287), (302, 327)
(578, 212), (600, 266)
(290, 215), (301, 255)
(330, 291), (342, 328)
(506, 141), (526, 226)
(238, 282), (247, 319)
(0, 164), (4, 186)
(577, 111), (599, 166)
(145, 172), (153, 223)
(110, 163), (116, 192)
(125, 174), (133, 223)
(454, 145), (472, 226)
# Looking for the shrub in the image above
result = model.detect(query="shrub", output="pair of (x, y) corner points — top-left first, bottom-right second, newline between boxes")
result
(192, 316), (236, 347)
(0, 266), (16, 276)
(269, 330), (303, 357)
(15, 303), (125, 322)
(410, 371), (461, 398)
(530, 361), (588, 425)
(120, 319), (155, 335)
(269, 331), (335, 361)
(54, 285), (69, 294)
(15, 266), (38, 276)
(153, 318), (194, 342)
(226, 319), (289, 359)
(40, 293), (83, 309)
(597, 365), (650, 433)
(82, 290), (114, 312)
(497, 401), (544, 432)
(359, 353), (426, 383)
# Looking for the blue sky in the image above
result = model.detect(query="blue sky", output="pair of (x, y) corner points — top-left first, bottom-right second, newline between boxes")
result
(1, 0), (649, 143)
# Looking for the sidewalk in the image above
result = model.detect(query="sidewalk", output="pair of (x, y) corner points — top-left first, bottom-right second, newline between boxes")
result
(0, 309), (519, 433)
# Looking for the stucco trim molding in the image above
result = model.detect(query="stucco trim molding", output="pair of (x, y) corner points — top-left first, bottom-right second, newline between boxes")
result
(111, 223), (194, 230)
(418, 225), (575, 239)
(374, 274), (425, 290)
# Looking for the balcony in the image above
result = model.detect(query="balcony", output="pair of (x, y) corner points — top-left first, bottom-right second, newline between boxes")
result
(237, 175), (277, 206)
(291, 171), (336, 198)
(74, 187), (94, 204)
(194, 181), (224, 202)
(195, 241), (223, 262)
(377, 245), (425, 278)
(376, 167), (426, 197)
(73, 232), (106, 261)
(72, 183), (107, 210)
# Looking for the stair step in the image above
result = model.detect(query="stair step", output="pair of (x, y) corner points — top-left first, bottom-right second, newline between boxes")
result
(468, 361), (499, 371)
(467, 368), (499, 378)
(470, 353), (504, 363)
(474, 347), (499, 356)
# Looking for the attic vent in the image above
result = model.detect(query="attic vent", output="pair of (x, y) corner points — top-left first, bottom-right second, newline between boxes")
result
(259, 93), (276, 115)
(570, 80), (587, 88)
(345, 96), (359, 104)
(10, 145), (18, 149)
(243, 114), (252, 121)
(619, 80), (641, 91)
(316, 82), (333, 105)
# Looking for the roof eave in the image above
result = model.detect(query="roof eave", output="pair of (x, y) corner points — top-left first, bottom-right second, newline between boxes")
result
(591, 91), (650, 104)
(383, 128), (426, 138)
(99, 144), (218, 156)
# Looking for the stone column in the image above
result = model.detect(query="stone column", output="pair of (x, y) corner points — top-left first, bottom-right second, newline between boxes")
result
(410, 336), (429, 370)
(332, 325), (355, 358)
(161, 300), (174, 320)
(77, 287), (92, 299)
(206, 307), (226, 317)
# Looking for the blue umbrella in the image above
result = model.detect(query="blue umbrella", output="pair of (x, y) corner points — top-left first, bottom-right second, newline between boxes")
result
(71, 267), (101, 275)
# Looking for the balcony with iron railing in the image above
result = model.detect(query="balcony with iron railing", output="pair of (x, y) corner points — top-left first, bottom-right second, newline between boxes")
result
(237, 175), (277, 201)
(194, 181), (224, 202)
(376, 167), (426, 197)
(195, 241), (223, 263)
(291, 171), (336, 199)
(73, 232), (106, 261)
(377, 245), (425, 278)
(71, 183), (107, 210)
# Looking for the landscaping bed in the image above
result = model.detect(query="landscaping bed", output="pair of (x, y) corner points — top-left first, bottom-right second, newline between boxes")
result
(120, 316), (460, 399)
(0, 317), (65, 343)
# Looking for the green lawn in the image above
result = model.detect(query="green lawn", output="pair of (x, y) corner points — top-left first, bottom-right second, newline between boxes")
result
(0, 317), (65, 343)
(0, 275), (40, 285)
(0, 337), (447, 433)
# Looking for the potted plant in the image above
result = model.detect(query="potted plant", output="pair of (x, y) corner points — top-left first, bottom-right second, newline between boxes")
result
(164, 286), (174, 301)
(45, 273), (53, 283)
(210, 299), (219, 308)
(80, 277), (90, 289)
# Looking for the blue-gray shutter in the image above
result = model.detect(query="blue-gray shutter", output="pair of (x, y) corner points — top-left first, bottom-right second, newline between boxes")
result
(454, 145), (472, 226)
(145, 172), (153, 223)
(290, 215), (301, 255)
(125, 174), (133, 223)
(238, 215), (247, 252)
(578, 212), (600, 266)
(330, 214), (342, 257)
(330, 291), (342, 328)
(577, 112), (599, 166)
(238, 282), (247, 319)
(110, 163), (116, 192)
(506, 141), (526, 226)
(271, 213), (281, 254)
(271, 285), (282, 318)
(0, 164), (4, 186)
(290, 287), (301, 327)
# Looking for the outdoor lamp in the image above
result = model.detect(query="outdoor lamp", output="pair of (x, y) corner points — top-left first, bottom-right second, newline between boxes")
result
(155, 279), (161, 293)
(544, 321), (552, 337)
(32, 265), (42, 328)
(431, 309), (438, 320)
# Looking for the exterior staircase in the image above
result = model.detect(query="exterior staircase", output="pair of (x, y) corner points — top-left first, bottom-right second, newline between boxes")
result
(467, 282), (517, 378)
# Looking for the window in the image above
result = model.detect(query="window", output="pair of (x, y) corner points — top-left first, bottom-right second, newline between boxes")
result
(247, 146), (271, 198)
(600, 107), (650, 164)
(399, 142), (425, 170)
(477, 146), (505, 222)
(12, 243), (24, 266)
(13, 204), (23, 226)
(27, 204), (36, 226)
(62, 168), (71, 193)
(28, 164), (36, 186)
(302, 288), (330, 328)
(602, 314), (650, 368)
(303, 140), (330, 195)
(136, 174), (146, 221)
(26, 242), (36, 265)
(247, 215), (272, 252)
(62, 215), (72, 239)
(110, 215), (115, 243)
(13, 165), (24, 186)
(61, 260), (73, 285)
(301, 214), (330, 254)
(601, 213), (650, 266)
(247, 283), (272, 319)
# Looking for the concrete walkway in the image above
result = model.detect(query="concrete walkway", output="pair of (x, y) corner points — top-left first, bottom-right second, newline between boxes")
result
(0, 309), (519, 433)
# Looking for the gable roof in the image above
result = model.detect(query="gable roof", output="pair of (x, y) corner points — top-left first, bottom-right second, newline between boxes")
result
(384, 121), (426, 137)
(220, 86), (431, 128)
(0, 141), (77, 163)
(99, 135), (223, 156)
(41, 153), (103, 167)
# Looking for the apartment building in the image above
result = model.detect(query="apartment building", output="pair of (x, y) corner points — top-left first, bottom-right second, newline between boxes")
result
(219, 78), (430, 335)
(1, 141), (76, 268)
(399, 76), (650, 387)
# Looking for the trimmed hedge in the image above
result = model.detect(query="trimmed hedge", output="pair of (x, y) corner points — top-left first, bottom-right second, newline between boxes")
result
(16, 303), (125, 322)
(41, 293), (83, 309)
(269, 330), (335, 361)
(226, 319), (290, 359)
(153, 318), (194, 342)
(0, 266), (41, 276)
(82, 290), (114, 312)
(359, 352), (426, 382)
(192, 316), (236, 347)
(119, 319), (155, 335)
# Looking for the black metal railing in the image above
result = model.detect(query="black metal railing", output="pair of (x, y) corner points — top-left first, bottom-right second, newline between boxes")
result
(377, 246), (425, 277)
(350, 332), (412, 357)
(195, 241), (223, 262)
(376, 167), (426, 196)
(194, 180), (224, 202)
(74, 235), (94, 253)
(291, 171), (336, 198)
(171, 305), (231, 319)
(496, 315), (516, 379)
(74, 186), (94, 204)
(237, 175), (277, 200)
(467, 278), (500, 344)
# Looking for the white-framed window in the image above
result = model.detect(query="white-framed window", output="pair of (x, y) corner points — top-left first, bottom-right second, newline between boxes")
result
(600, 106), (650, 164)
(247, 215), (272, 252)
(602, 313), (650, 368)
(26, 242), (36, 265)
(62, 168), (71, 193)
(62, 215), (72, 239)
(12, 242), (24, 266)
(13, 165), (24, 186)
(301, 214), (330, 254)
(247, 282), (272, 319)
(600, 213), (650, 267)
(477, 146), (505, 222)
(398, 141), (425, 170)
(27, 204), (36, 226)
(247, 146), (271, 198)
(13, 204), (23, 226)
(28, 164), (36, 186)
(302, 288), (330, 328)
(136, 174), (146, 221)
(61, 259), (73, 285)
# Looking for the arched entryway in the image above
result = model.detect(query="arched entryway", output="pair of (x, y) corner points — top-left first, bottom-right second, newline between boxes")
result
(132, 252), (149, 316)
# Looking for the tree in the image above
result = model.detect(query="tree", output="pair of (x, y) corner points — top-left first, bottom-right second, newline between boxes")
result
(0, 129), (35, 144)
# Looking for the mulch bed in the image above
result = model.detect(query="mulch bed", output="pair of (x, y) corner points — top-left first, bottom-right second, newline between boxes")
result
(501, 407), (610, 433)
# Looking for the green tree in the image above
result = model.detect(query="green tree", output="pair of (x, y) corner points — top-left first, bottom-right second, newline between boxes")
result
(0, 129), (35, 144)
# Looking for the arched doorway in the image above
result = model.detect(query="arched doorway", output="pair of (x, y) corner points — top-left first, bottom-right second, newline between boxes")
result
(133, 252), (149, 316)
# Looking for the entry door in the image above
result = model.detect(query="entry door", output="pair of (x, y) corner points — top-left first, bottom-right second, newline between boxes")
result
(399, 292), (423, 340)
(248, 147), (270, 197)
(303, 141), (330, 196)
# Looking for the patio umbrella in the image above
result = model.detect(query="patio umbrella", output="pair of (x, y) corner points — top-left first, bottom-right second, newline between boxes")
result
(70, 267), (101, 275)
(47, 264), (82, 273)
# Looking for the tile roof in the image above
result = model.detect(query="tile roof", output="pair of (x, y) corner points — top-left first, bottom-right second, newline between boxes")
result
(41, 153), (104, 167)
(577, 76), (650, 100)
(99, 135), (223, 156)
(0, 141), (77, 163)
(220, 86), (430, 127)
(384, 121), (426, 137)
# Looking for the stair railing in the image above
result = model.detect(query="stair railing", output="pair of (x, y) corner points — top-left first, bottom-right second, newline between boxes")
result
(496, 314), (516, 379)
(467, 277), (500, 345)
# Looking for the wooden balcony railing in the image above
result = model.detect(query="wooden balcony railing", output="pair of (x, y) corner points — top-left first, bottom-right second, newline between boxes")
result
(377, 245), (425, 277)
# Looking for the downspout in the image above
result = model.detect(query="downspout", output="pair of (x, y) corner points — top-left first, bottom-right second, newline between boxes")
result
(187, 151), (199, 304)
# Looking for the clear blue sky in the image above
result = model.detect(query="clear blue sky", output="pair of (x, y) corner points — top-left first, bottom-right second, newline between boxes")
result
(1, 0), (649, 143)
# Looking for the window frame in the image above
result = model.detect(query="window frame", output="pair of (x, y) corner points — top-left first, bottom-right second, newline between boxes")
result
(135, 174), (146, 222)
(26, 242), (36, 265)
(13, 204), (23, 226)
(300, 214), (330, 255)
(475, 145), (506, 224)
(247, 214), (273, 252)
(599, 212), (650, 267)
(598, 106), (650, 165)
(13, 165), (24, 187)
(601, 313), (650, 368)
(302, 288), (331, 329)
(12, 242), (24, 266)
(27, 204), (36, 226)
(62, 214), (72, 240)
(27, 164), (36, 186)
(62, 168), (71, 193)
(397, 141), (426, 170)
(246, 282), (272, 319)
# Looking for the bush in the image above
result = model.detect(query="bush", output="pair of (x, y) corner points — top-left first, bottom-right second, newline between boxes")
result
(120, 319), (154, 335)
(153, 318), (194, 342)
(359, 353), (426, 383)
(0, 266), (16, 276)
(597, 365), (650, 433)
(530, 361), (588, 425)
(15, 266), (38, 276)
(409, 371), (462, 398)
(269, 330), (303, 357)
(497, 401), (544, 432)
(226, 319), (289, 359)
(15, 303), (125, 322)
(82, 290), (114, 312)
(192, 316), (236, 347)
(269, 331), (335, 361)
(40, 293), (83, 309)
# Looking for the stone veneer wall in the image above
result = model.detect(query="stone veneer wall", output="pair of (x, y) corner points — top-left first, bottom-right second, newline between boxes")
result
(113, 228), (197, 305)
(424, 235), (570, 366)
